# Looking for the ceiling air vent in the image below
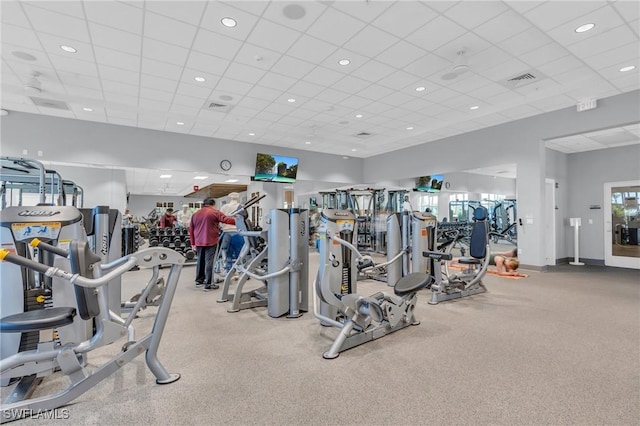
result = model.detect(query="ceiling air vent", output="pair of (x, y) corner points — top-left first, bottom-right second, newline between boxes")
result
(500, 69), (546, 89)
(203, 101), (234, 113)
(29, 97), (70, 110)
(355, 132), (372, 138)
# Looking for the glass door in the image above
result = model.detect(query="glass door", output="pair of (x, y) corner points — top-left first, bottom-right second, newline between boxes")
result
(604, 181), (640, 269)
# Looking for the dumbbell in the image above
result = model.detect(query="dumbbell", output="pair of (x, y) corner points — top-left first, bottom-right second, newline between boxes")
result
(184, 249), (195, 260)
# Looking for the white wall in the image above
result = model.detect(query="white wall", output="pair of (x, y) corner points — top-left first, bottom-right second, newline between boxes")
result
(44, 163), (127, 212)
(566, 144), (640, 262)
(364, 90), (640, 268)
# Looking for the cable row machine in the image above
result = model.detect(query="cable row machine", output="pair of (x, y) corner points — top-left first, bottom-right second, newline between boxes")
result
(217, 195), (309, 318)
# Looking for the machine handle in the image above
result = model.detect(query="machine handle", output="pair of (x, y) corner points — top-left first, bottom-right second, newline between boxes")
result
(357, 260), (375, 271)
(422, 251), (453, 261)
(29, 237), (69, 258)
(0, 249), (52, 274)
(231, 193), (266, 215)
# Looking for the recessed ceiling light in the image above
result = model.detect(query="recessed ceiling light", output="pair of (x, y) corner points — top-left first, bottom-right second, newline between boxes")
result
(225, 179), (239, 183)
(342, 156), (349, 159)
(338, 59), (351, 66)
(406, 126), (414, 130)
(60, 45), (77, 53)
(221, 17), (237, 28)
(575, 23), (595, 33)
(176, 121), (185, 125)
(305, 141), (311, 144)
(249, 132), (255, 136)
(415, 86), (426, 92)
(194, 76), (205, 82)
(470, 105), (479, 110)
(351, 148), (357, 152)
(82, 107), (93, 112)
(287, 98), (296, 103)
(193, 176), (208, 180)
(160, 174), (172, 179)
(355, 114), (363, 118)
(619, 65), (636, 72)
(12, 51), (37, 61)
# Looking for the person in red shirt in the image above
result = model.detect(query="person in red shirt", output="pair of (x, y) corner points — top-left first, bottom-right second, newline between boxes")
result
(189, 198), (235, 291)
(159, 208), (177, 228)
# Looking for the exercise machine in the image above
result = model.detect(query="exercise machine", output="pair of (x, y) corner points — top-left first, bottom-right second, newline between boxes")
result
(218, 195), (309, 318)
(426, 206), (490, 304)
(313, 209), (432, 359)
(0, 241), (183, 422)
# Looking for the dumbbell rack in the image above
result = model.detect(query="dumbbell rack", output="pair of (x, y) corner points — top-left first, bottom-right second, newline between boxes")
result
(147, 227), (196, 263)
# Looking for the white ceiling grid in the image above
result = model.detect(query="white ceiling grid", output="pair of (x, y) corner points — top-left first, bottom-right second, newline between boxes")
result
(1, 0), (639, 194)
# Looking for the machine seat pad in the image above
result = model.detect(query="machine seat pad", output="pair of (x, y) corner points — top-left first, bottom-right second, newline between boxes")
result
(0, 307), (77, 333)
(394, 272), (433, 296)
(458, 257), (482, 265)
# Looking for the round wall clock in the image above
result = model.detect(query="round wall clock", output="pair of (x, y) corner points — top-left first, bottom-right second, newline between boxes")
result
(220, 160), (232, 171)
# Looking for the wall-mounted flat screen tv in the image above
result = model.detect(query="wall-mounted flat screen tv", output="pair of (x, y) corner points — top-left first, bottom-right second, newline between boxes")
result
(253, 153), (299, 183)
(415, 175), (444, 192)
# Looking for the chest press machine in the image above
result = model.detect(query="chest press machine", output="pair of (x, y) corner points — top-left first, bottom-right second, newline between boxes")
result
(0, 205), (183, 422)
(313, 209), (433, 359)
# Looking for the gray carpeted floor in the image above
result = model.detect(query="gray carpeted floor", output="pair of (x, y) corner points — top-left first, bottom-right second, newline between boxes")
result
(5, 254), (640, 425)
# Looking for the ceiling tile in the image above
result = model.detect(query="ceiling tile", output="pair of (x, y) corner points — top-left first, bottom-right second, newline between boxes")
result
(537, 55), (585, 77)
(1, 1), (31, 28)
(246, 19), (301, 54)
(375, 40), (426, 70)
(140, 87), (174, 103)
(234, 42), (282, 71)
(94, 46), (140, 72)
(89, 22), (141, 56)
(103, 92), (138, 106)
(271, 55), (315, 79)
(303, 66), (346, 87)
(524, 1), (608, 31)
(22, 4), (90, 41)
(377, 70), (421, 91)
(199, 2), (261, 41)
(144, 11), (198, 48)
(433, 32), (492, 64)
(583, 42), (640, 71)
(98, 65), (139, 86)
(145, 1), (207, 26)
(473, 10), (532, 44)
(545, 5), (625, 47)
(185, 51), (229, 75)
(358, 84), (397, 102)
(348, 59), (395, 84)
(138, 98), (171, 112)
(100, 79), (138, 97)
(566, 25), (638, 59)
(2, 24), (43, 51)
(306, 8), (368, 46)
(609, 71), (640, 92)
(287, 35), (338, 64)
(176, 82), (211, 100)
(214, 77), (255, 97)
(84, 1), (143, 34)
(312, 88), (351, 105)
(141, 58), (182, 80)
(519, 43), (569, 68)
(443, 1), (510, 30)
(141, 39), (189, 67)
(406, 53), (451, 79)
(344, 25), (400, 59)
(191, 28), (243, 60)
(258, 72), (297, 92)
(340, 95), (372, 110)
(499, 27), (553, 56)
(173, 93), (206, 108)
(332, 75), (371, 94)
(484, 58), (533, 82)
(406, 15), (467, 51)
(47, 54), (99, 77)
(140, 74), (179, 93)
(372, 2), (438, 38)
(224, 62), (267, 85)
(261, 1), (329, 32)
(288, 81), (326, 98)
(180, 68), (221, 89)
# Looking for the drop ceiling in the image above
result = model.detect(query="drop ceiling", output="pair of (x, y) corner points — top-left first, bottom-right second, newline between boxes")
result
(1, 0), (638, 195)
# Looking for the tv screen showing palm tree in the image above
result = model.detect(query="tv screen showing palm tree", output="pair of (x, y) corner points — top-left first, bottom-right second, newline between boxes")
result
(254, 153), (299, 183)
